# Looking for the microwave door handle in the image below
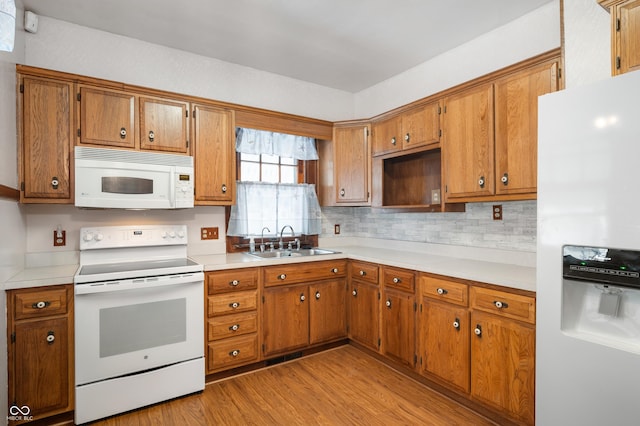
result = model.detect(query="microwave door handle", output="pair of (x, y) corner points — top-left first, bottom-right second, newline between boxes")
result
(170, 169), (176, 208)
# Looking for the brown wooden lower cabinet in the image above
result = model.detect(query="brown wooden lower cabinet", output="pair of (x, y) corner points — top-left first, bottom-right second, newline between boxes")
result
(7, 284), (74, 422)
(380, 266), (416, 368)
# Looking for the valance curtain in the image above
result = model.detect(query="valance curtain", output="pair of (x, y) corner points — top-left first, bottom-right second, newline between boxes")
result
(235, 128), (319, 160)
(227, 182), (322, 237)
(0, 0), (16, 52)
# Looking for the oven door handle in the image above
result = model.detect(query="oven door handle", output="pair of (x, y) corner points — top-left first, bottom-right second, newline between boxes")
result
(75, 272), (204, 295)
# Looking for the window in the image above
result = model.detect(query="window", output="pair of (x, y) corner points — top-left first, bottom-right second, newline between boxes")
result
(239, 153), (298, 184)
(0, 0), (16, 52)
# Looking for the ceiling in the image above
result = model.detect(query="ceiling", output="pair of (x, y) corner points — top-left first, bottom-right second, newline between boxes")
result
(19, 0), (554, 93)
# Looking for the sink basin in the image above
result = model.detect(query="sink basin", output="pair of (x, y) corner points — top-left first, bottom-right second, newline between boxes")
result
(246, 248), (340, 259)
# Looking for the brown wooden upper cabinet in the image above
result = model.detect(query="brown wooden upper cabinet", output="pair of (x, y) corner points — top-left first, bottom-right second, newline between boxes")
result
(192, 104), (236, 205)
(78, 86), (190, 154)
(19, 76), (74, 203)
(332, 122), (371, 205)
(371, 101), (440, 156)
(443, 59), (559, 202)
(599, 0), (640, 75)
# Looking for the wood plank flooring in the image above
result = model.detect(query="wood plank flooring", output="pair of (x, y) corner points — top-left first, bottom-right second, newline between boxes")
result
(93, 345), (497, 425)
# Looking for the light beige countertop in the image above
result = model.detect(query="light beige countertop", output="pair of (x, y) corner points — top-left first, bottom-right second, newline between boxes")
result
(4, 238), (536, 292)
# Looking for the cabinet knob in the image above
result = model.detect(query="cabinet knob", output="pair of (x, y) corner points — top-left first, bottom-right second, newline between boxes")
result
(278, 274), (287, 280)
(120, 127), (127, 139)
(229, 302), (240, 309)
(229, 350), (240, 357)
(452, 318), (460, 330)
(474, 325), (482, 336)
(493, 300), (508, 309)
(359, 270), (366, 276)
(385, 299), (392, 308)
(300, 293), (306, 302)
(51, 177), (59, 189)
(148, 130), (155, 142)
(46, 331), (55, 345)
(339, 188), (345, 197)
(436, 288), (448, 295)
(331, 268), (339, 274)
(404, 133), (410, 142)
(392, 277), (401, 284)
(229, 280), (239, 286)
(352, 289), (358, 297)
(221, 184), (227, 193)
(501, 173), (508, 185)
(229, 324), (240, 332)
(478, 176), (485, 188)
(32, 301), (51, 309)
(391, 137), (397, 146)
(315, 291), (321, 300)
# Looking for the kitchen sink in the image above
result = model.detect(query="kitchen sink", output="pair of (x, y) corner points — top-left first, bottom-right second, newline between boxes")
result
(246, 248), (340, 259)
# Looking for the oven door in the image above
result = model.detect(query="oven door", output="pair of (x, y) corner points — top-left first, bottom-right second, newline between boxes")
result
(75, 273), (204, 386)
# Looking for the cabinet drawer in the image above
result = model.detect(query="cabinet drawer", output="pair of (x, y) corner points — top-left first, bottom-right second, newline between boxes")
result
(382, 267), (415, 293)
(263, 260), (347, 287)
(420, 275), (468, 306)
(207, 268), (259, 294)
(208, 334), (259, 371)
(208, 290), (257, 316)
(349, 261), (379, 285)
(470, 287), (535, 324)
(13, 287), (69, 320)
(208, 311), (258, 341)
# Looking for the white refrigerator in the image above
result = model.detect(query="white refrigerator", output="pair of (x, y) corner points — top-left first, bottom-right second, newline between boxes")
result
(537, 69), (640, 425)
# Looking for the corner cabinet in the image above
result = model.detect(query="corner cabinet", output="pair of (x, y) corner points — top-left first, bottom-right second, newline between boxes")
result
(18, 75), (74, 203)
(193, 104), (236, 205)
(7, 285), (74, 422)
(599, 0), (640, 75)
(332, 122), (371, 205)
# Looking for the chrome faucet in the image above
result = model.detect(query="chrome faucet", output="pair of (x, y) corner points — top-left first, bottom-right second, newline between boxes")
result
(279, 225), (295, 250)
(260, 227), (271, 252)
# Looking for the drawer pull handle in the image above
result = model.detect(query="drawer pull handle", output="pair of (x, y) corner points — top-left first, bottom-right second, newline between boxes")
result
(339, 188), (346, 197)
(436, 288), (448, 295)
(51, 177), (59, 189)
(278, 274), (287, 280)
(501, 172), (509, 185)
(352, 289), (358, 297)
(452, 318), (460, 330)
(391, 136), (397, 146)
(493, 300), (508, 309)
(148, 130), (155, 142)
(229, 324), (240, 331)
(229, 350), (240, 357)
(229, 280), (239, 286)
(331, 268), (339, 274)
(221, 184), (227, 193)
(392, 277), (401, 284)
(315, 291), (321, 300)
(359, 270), (366, 276)
(120, 127), (127, 139)
(229, 302), (240, 309)
(32, 301), (51, 309)
(46, 331), (55, 344)
(474, 325), (482, 337)
(385, 299), (392, 308)
(300, 293), (306, 302)
(404, 133), (410, 143)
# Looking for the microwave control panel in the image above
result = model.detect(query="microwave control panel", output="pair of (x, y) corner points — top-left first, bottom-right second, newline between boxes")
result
(175, 168), (194, 207)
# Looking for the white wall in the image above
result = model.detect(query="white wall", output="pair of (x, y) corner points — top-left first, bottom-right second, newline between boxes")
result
(354, 1), (561, 118)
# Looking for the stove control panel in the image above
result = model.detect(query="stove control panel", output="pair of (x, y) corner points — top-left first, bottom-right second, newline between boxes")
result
(79, 225), (189, 250)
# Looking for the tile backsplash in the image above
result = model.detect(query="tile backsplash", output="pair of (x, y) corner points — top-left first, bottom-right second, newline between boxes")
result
(320, 201), (536, 252)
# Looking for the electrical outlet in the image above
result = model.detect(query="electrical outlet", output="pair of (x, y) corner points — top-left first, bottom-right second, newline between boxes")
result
(492, 205), (503, 221)
(53, 229), (66, 246)
(334, 224), (341, 235)
(201, 227), (219, 240)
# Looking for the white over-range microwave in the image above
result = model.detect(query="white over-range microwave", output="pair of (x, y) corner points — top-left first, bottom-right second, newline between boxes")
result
(75, 147), (194, 209)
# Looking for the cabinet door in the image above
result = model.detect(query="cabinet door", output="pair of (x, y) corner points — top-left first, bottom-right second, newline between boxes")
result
(401, 102), (441, 151)
(371, 115), (401, 156)
(348, 280), (379, 351)
(193, 104), (235, 204)
(262, 285), (309, 356)
(470, 311), (535, 425)
(617, 0), (640, 74)
(309, 279), (347, 345)
(139, 97), (189, 154)
(12, 317), (70, 419)
(333, 124), (370, 205)
(78, 86), (136, 148)
(419, 299), (470, 393)
(494, 62), (559, 196)
(20, 77), (73, 202)
(443, 84), (494, 200)
(381, 288), (415, 368)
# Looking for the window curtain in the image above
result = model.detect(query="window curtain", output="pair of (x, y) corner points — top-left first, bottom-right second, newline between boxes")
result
(236, 128), (319, 160)
(227, 182), (322, 237)
(0, 0), (16, 52)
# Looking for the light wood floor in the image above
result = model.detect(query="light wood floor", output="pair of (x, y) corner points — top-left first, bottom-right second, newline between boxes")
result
(93, 345), (497, 425)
